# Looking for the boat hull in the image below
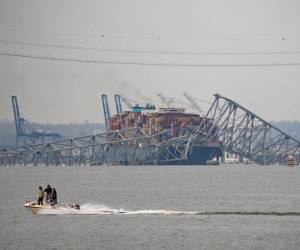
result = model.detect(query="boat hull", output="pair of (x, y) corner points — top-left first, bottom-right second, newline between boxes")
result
(24, 202), (80, 214)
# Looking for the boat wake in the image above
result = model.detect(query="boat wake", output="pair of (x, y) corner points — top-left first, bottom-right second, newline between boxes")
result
(37, 203), (300, 216)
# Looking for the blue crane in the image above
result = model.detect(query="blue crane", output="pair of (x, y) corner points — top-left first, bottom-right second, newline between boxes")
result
(101, 94), (111, 129)
(114, 94), (123, 114)
(11, 96), (61, 145)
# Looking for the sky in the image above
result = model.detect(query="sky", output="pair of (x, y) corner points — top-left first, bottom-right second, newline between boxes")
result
(0, 0), (299, 124)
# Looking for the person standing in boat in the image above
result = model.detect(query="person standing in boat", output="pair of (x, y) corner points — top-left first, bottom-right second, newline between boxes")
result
(38, 186), (44, 205)
(51, 187), (57, 205)
(44, 185), (52, 204)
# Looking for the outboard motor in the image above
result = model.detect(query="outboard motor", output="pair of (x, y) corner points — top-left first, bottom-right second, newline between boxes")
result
(71, 203), (80, 210)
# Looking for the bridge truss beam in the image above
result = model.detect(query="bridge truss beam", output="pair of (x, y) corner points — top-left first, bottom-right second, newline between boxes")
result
(0, 128), (190, 167)
(195, 94), (300, 165)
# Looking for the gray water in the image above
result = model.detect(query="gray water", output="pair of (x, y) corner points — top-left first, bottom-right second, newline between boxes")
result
(1, 165), (300, 250)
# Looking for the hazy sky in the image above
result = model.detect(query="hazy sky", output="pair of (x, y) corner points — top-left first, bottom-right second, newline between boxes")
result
(0, 0), (299, 123)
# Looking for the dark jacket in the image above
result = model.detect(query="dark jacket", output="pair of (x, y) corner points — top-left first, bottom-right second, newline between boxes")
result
(45, 186), (52, 195)
(52, 189), (57, 201)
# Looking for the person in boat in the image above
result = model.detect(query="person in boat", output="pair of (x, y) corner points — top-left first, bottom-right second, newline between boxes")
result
(51, 187), (57, 205)
(38, 186), (44, 205)
(44, 185), (52, 204)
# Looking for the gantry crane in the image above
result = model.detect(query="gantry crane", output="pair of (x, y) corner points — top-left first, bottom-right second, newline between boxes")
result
(11, 96), (61, 145)
(101, 94), (111, 129)
(114, 94), (123, 114)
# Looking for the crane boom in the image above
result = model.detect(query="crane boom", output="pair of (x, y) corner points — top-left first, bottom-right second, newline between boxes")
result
(101, 94), (111, 129)
(183, 93), (203, 114)
(119, 95), (133, 110)
(11, 96), (21, 136)
(157, 93), (175, 108)
(114, 94), (123, 114)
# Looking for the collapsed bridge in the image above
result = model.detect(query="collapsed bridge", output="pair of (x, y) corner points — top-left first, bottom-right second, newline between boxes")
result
(0, 128), (191, 166)
(0, 94), (299, 166)
(194, 94), (300, 165)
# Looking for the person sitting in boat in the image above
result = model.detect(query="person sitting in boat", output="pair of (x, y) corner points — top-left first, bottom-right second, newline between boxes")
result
(38, 186), (44, 205)
(44, 185), (52, 204)
(51, 187), (58, 205)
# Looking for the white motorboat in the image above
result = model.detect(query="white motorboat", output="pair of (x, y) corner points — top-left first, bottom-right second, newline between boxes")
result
(24, 201), (80, 214)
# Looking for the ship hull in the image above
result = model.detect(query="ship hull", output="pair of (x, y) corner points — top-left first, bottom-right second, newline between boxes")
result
(113, 141), (223, 166)
(160, 142), (222, 166)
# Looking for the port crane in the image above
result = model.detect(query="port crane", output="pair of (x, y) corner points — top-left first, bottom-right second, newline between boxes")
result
(114, 94), (123, 114)
(101, 94), (111, 129)
(183, 93), (203, 114)
(11, 96), (61, 145)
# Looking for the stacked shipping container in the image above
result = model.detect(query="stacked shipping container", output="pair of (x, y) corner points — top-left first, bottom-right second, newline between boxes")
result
(109, 109), (212, 144)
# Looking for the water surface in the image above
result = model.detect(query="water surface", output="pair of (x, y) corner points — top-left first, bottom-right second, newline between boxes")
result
(0, 165), (300, 249)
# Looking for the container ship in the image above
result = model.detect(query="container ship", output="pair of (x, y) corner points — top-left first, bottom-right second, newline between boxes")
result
(108, 104), (222, 165)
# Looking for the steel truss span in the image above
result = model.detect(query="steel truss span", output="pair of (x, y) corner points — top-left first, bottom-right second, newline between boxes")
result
(195, 94), (300, 165)
(0, 128), (190, 167)
(1, 93), (298, 167)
